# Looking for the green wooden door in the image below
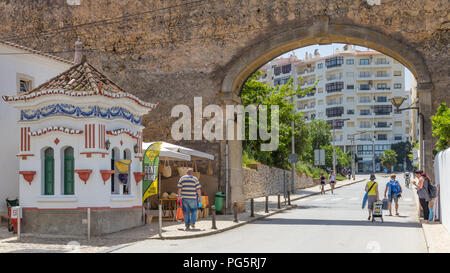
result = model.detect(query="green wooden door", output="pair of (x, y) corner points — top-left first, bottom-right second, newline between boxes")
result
(64, 156), (74, 195)
(44, 156), (54, 195)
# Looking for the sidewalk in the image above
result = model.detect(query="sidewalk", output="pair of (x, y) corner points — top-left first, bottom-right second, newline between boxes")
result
(422, 223), (450, 253)
(410, 183), (450, 253)
(0, 177), (365, 253)
(102, 177), (366, 252)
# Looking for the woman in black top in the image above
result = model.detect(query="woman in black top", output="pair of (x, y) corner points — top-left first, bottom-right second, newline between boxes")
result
(320, 173), (326, 195)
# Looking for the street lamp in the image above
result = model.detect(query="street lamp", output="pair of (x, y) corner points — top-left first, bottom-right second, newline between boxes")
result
(389, 96), (425, 170)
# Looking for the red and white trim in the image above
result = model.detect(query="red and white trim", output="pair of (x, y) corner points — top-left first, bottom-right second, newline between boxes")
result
(20, 127), (31, 152)
(106, 128), (140, 140)
(2, 90), (158, 110)
(84, 124), (97, 149)
(28, 126), (83, 137)
(98, 124), (106, 149)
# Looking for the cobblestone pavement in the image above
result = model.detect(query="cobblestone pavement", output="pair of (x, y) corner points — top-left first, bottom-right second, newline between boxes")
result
(0, 177), (367, 253)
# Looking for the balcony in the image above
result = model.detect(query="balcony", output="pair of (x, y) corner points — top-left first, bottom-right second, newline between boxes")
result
(374, 74), (391, 80)
(374, 61), (391, 67)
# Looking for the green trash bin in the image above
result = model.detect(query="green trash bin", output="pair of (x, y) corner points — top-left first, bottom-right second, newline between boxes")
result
(215, 192), (226, 212)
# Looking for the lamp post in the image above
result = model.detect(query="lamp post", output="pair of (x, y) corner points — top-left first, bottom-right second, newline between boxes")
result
(389, 96), (425, 170)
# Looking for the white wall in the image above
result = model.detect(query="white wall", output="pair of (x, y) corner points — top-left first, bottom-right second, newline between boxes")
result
(0, 45), (71, 213)
(18, 116), (143, 210)
(435, 148), (450, 231)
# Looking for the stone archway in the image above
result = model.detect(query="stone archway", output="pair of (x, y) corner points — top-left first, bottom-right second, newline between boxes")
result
(220, 18), (434, 209)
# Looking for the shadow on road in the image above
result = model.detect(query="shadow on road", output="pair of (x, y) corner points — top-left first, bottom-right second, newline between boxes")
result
(251, 218), (421, 228)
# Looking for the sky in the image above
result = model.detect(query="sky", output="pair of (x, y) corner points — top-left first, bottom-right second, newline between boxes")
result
(279, 43), (413, 90)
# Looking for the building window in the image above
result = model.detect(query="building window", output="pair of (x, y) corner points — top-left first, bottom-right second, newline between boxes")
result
(394, 135), (402, 141)
(325, 82), (344, 93)
(347, 122), (354, 127)
(359, 96), (371, 103)
(378, 134), (388, 141)
(63, 147), (75, 195)
(282, 64), (291, 74)
(325, 56), (343, 68)
(274, 66), (281, 76)
(360, 121), (371, 128)
(317, 63), (323, 69)
(377, 83), (389, 90)
(326, 107), (344, 118)
(376, 122), (389, 128)
(19, 80), (32, 93)
(376, 96), (387, 102)
(374, 105), (392, 115)
(395, 121), (402, 127)
(359, 59), (370, 65)
(346, 59), (354, 65)
(393, 71), (402, 76)
(359, 71), (371, 78)
(375, 58), (389, 64)
(360, 84), (371, 90)
(44, 148), (55, 195)
(360, 109), (371, 116)
(376, 71), (388, 77)
(347, 85), (354, 89)
(328, 120), (345, 129)
(394, 83), (402, 89)
(347, 109), (355, 115)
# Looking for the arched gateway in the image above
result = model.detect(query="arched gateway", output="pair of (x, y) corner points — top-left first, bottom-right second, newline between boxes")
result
(220, 20), (436, 211)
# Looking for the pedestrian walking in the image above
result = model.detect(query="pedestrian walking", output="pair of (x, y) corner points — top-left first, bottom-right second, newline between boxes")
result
(412, 170), (431, 223)
(384, 174), (402, 216)
(177, 168), (202, 231)
(320, 173), (326, 195)
(329, 170), (336, 194)
(365, 174), (379, 221)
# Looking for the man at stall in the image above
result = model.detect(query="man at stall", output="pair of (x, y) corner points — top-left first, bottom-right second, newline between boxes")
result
(177, 168), (202, 231)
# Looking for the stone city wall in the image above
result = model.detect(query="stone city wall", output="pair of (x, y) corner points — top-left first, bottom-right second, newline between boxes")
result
(243, 164), (319, 200)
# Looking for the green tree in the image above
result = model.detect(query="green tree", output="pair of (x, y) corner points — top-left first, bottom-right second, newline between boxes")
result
(380, 150), (398, 170)
(241, 71), (316, 169)
(391, 141), (413, 171)
(301, 119), (332, 163)
(431, 103), (450, 152)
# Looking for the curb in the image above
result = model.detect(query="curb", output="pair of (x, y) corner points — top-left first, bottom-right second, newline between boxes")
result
(103, 178), (366, 252)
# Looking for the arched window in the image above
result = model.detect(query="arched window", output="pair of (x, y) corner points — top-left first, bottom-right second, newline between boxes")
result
(44, 148), (54, 195)
(63, 147), (74, 195)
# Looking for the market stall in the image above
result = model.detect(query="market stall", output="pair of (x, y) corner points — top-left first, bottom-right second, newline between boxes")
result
(142, 142), (215, 222)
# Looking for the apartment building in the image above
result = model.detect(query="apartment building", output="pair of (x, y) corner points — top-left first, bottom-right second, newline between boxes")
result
(259, 45), (411, 173)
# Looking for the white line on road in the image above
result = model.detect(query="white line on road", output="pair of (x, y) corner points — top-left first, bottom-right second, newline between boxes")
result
(331, 198), (344, 202)
(349, 197), (359, 201)
(312, 198), (325, 202)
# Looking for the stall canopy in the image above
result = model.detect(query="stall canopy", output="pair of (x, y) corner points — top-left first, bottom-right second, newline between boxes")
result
(142, 142), (214, 161)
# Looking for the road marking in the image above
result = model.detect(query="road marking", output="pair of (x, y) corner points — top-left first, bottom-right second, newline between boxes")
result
(331, 198), (343, 202)
(312, 198), (325, 202)
(349, 197), (359, 201)
(403, 198), (412, 202)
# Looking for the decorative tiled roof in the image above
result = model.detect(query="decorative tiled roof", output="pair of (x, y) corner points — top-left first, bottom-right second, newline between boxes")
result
(2, 61), (158, 109)
(28, 61), (126, 94)
(0, 40), (74, 65)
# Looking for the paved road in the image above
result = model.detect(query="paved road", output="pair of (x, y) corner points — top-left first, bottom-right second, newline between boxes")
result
(115, 174), (427, 253)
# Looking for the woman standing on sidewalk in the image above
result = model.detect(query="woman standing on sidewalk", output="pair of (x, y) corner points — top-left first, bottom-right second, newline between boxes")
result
(413, 170), (431, 223)
(320, 173), (326, 195)
(329, 170), (336, 195)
